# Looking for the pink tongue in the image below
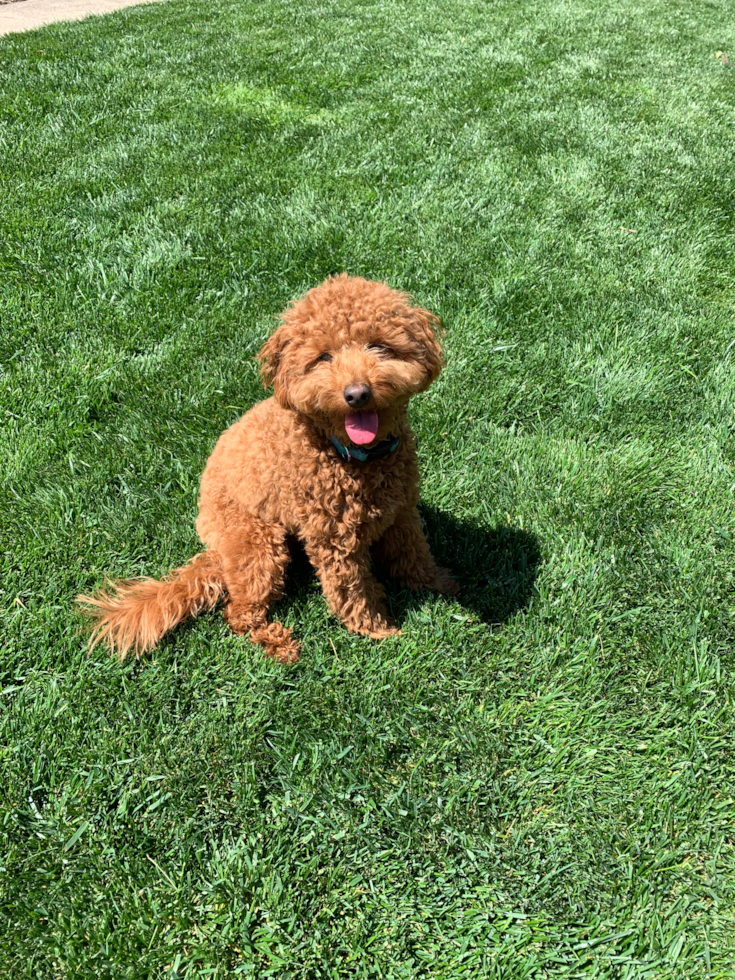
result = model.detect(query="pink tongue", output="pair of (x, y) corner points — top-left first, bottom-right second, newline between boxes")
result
(344, 410), (379, 445)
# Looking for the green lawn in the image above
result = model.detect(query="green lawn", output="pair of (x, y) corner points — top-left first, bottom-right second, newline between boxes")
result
(2, 0), (735, 975)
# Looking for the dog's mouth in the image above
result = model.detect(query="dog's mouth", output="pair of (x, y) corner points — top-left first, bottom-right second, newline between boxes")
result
(344, 409), (379, 446)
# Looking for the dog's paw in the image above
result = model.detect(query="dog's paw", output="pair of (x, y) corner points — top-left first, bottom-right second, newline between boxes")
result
(364, 625), (402, 640)
(225, 604), (300, 663)
(265, 637), (300, 665)
(346, 611), (401, 641)
(255, 622), (301, 664)
(396, 568), (460, 596)
(223, 604), (249, 635)
(434, 568), (460, 596)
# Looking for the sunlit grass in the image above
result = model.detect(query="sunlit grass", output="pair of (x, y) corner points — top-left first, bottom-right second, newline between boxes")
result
(2, 0), (735, 975)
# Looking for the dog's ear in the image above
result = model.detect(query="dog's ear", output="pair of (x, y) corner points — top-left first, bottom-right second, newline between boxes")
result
(257, 324), (293, 406)
(411, 307), (444, 384)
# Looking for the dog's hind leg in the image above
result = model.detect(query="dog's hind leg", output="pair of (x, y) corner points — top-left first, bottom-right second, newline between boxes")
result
(216, 512), (299, 663)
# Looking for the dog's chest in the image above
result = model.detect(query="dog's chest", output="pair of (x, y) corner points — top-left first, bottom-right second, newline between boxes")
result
(297, 456), (410, 540)
(347, 469), (405, 532)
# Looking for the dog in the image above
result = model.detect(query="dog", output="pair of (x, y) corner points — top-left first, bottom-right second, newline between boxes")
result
(78, 274), (459, 663)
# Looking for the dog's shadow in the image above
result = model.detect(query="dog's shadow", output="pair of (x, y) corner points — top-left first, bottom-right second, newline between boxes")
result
(386, 505), (541, 627)
(284, 505), (541, 630)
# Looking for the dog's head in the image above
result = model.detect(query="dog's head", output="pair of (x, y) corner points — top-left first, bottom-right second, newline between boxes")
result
(258, 275), (443, 447)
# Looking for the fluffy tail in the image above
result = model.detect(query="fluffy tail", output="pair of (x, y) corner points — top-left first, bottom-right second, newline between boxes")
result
(77, 552), (225, 660)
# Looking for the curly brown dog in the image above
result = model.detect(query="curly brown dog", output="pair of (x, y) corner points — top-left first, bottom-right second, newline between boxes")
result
(78, 274), (459, 663)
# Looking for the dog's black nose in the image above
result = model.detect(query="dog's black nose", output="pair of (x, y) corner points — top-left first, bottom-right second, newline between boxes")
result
(344, 383), (372, 408)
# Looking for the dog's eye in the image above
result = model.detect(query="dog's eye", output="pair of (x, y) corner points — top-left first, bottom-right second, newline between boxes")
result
(317, 352), (333, 363)
(367, 343), (394, 357)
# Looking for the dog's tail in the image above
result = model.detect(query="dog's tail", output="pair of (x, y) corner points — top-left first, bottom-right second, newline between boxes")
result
(77, 552), (225, 660)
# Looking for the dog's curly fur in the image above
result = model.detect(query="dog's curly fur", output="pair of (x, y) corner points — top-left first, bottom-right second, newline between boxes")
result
(78, 275), (458, 663)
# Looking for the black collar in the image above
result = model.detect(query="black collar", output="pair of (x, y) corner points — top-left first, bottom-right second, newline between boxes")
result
(330, 434), (400, 463)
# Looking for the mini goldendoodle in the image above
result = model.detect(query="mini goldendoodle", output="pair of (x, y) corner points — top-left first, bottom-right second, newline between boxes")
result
(78, 274), (458, 663)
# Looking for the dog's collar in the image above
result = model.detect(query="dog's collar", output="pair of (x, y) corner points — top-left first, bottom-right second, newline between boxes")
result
(330, 434), (400, 463)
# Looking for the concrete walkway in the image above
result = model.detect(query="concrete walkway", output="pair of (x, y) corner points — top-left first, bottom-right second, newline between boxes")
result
(0, 0), (170, 36)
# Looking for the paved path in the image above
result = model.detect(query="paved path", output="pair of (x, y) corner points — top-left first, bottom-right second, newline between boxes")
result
(0, 0), (169, 36)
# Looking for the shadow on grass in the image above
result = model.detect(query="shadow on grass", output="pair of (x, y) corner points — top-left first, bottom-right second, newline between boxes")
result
(387, 505), (542, 627)
(283, 505), (541, 629)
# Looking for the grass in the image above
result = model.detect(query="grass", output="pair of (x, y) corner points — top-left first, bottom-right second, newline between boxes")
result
(1, 0), (735, 975)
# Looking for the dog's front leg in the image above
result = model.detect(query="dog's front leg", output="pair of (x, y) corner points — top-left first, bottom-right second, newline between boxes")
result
(305, 542), (400, 639)
(375, 505), (459, 595)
